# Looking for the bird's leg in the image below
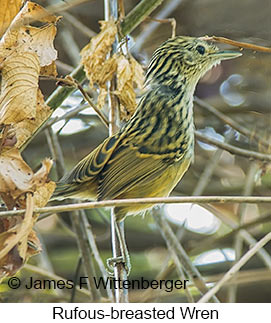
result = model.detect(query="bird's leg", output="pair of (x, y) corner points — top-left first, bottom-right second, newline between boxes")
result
(116, 221), (131, 275)
(107, 220), (131, 277)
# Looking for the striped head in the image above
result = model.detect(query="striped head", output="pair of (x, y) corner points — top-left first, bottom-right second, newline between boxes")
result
(145, 36), (242, 89)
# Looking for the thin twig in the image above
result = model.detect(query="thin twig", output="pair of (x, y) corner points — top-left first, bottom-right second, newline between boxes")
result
(193, 132), (234, 196)
(197, 232), (271, 303)
(224, 213), (271, 239)
(190, 203), (271, 263)
(194, 97), (270, 149)
(80, 212), (114, 301)
(153, 209), (220, 302)
(229, 162), (266, 301)
(195, 130), (271, 162)
(75, 80), (109, 128)
(45, 128), (66, 176)
(146, 17), (176, 38)
(238, 230), (271, 269)
(46, 76), (109, 128)
(207, 36), (271, 53)
(71, 210), (101, 301)
(120, 0), (164, 37)
(62, 11), (97, 38)
(132, 0), (184, 52)
(45, 103), (89, 128)
(2, 196), (271, 217)
(204, 268), (271, 287)
(105, 0), (129, 303)
(46, 0), (91, 15)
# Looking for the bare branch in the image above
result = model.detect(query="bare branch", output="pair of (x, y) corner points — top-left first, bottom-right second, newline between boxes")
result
(194, 97), (270, 149)
(153, 209), (220, 302)
(208, 36), (271, 53)
(197, 232), (271, 303)
(195, 131), (271, 162)
(2, 196), (271, 217)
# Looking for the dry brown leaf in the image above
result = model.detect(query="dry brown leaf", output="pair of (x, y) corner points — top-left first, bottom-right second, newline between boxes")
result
(80, 19), (145, 116)
(0, 1), (57, 278)
(17, 24), (58, 67)
(0, 52), (40, 125)
(0, 149), (34, 208)
(0, 148), (54, 209)
(81, 18), (117, 88)
(14, 89), (52, 149)
(26, 229), (42, 257)
(116, 54), (133, 90)
(0, 1), (59, 66)
(0, 0), (23, 38)
(32, 158), (56, 208)
(34, 181), (56, 209)
(0, 156), (54, 278)
(97, 88), (108, 109)
(114, 54), (144, 119)
(130, 55), (145, 89)
(4, 1), (58, 29)
(97, 55), (118, 87)
(0, 193), (35, 279)
(0, 240), (23, 278)
(115, 81), (136, 118)
(40, 61), (58, 78)
(0, 1), (57, 147)
(0, 124), (17, 148)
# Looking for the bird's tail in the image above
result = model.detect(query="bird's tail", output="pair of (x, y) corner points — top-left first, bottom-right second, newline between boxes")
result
(51, 180), (95, 201)
(50, 182), (75, 201)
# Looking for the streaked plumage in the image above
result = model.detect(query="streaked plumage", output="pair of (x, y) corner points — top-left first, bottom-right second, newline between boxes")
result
(53, 36), (241, 221)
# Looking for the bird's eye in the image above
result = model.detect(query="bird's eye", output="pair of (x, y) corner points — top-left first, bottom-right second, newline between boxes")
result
(196, 45), (205, 55)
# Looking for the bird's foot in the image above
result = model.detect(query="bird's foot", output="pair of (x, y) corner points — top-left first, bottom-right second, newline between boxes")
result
(106, 253), (131, 277)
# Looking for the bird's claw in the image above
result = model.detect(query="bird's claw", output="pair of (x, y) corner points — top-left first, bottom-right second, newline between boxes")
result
(106, 255), (131, 277)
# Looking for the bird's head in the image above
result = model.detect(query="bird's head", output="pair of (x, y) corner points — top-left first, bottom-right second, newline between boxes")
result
(145, 36), (242, 88)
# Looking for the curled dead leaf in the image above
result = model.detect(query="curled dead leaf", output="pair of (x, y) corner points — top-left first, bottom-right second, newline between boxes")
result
(40, 61), (58, 78)
(0, 155), (55, 278)
(0, 1), (59, 66)
(80, 19), (145, 117)
(0, 52), (40, 125)
(0, 125), (17, 149)
(0, 193), (36, 279)
(114, 54), (144, 119)
(81, 18), (117, 88)
(0, 0), (23, 38)
(0, 1), (58, 279)
(0, 149), (34, 208)
(130, 55), (145, 89)
(0, 148), (54, 209)
(97, 88), (108, 109)
(18, 24), (58, 67)
(0, 242), (23, 279)
(14, 89), (52, 149)
(97, 55), (118, 87)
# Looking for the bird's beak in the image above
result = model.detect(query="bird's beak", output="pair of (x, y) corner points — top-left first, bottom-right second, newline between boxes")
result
(212, 50), (242, 61)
